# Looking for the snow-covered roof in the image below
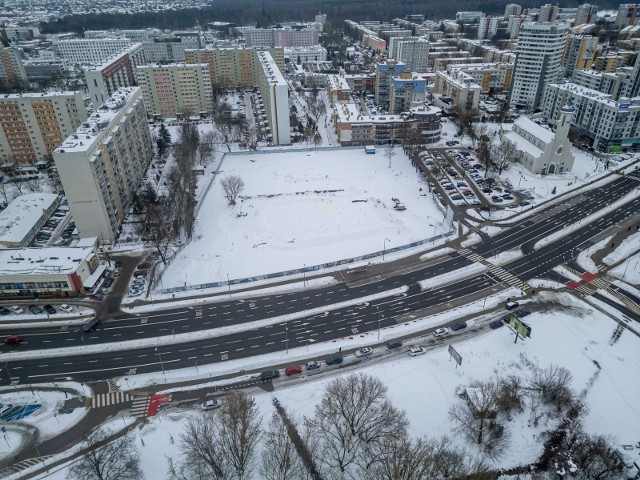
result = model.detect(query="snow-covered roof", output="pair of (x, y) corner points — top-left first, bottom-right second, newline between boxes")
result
(504, 130), (543, 159)
(0, 193), (59, 246)
(513, 116), (554, 144)
(327, 74), (351, 91)
(0, 246), (95, 275)
(257, 51), (286, 86)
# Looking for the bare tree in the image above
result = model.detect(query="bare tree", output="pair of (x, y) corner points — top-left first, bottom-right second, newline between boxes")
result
(496, 374), (525, 418)
(384, 143), (396, 169)
(67, 427), (142, 480)
(0, 180), (15, 206)
(199, 131), (218, 165)
(530, 364), (574, 414)
(11, 175), (25, 195)
(261, 410), (307, 480)
(476, 134), (493, 177)
(304, 373), (408, 477)
(312, 132), (323, 149)
(26, 176), (43, 193)
(449, 380), (507, 456)
(221, 175), (245, 206)
(491, 137), (517, 175)
(571, 434), (624, 480)
(137, 202), (176, 265)
(46, 173), (64, 195)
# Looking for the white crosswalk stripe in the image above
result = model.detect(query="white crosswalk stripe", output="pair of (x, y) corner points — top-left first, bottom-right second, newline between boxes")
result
(576, 285), (595, 296)
(2, 456), (54, 474)
(91, 392), (131, 408)
(130, 396), (149, 417)
(458, 248), (531, 291)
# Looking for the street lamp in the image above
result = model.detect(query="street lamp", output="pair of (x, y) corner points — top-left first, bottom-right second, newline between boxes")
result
(226, 273), (231, 292)
(376, 305), (382, 341)
(303, 263), (306, 287)
(285, 323), (289, 354)
(383, 238), (391, 260)
(155, 347), (165, 378)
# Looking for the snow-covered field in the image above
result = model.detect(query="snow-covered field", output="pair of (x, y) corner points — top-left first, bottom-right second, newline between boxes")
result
(31, 292), (640, 479)
(160, 147), (446, 288)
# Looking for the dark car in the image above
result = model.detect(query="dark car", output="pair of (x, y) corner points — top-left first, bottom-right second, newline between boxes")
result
(260, 370), (281, 381)
(83, 317), (101, 333)
(325, 353), (343, 365)
(28, 305), (43, 314)
(103, 278), (114, 288)
(387, 340), (403, 350)
(451, 322), (467, 331)
(505, 301), (520, 310)
(44, 305), (56, 314)
(4, 335), (22, 345)
(115, 261), (122, 268)
(517, 310), (532, 318)
(0, 306), (10, 316)
(489, 320), (504, 329)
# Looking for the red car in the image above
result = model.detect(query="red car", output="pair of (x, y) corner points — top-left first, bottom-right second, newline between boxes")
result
(4, 335), (22, 345)
(285, 365), (303, 376)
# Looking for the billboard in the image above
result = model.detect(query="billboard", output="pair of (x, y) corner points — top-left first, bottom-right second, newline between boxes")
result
(509, 315), (531, 342)
(448, 344), (462, 366)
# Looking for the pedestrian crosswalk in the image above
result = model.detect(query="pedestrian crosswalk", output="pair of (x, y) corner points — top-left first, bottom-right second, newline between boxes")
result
(107, 379), (119, 393)
(130, 396), (150, 418)
(91, 392), (131, 408)
(458, 248), (531, 291)
(459, 249), (486, 264)
(1, 455), (53, 475)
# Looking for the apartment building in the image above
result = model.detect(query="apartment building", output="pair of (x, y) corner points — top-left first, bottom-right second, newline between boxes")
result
(543, 82), (640, 152)
(23, 60), (66, 82)
(344, 21), (388, 52)
(539, 4), (560, 22)
(185, 47), (285, 89)
(142, 34), (201, 63)
(344, 74), (376, 93)
(327, 75), (352, 104)
(456, 11), (485, 23)
(57, 39), (133, 64)
(507, 15), (525, 38)
(504, 4), (523, 17)
(562, 34), (597, 77)
(389, 73), (426, 114)
(477, 16), (500, 40)
(509, 22), (569, 110)
(615, 4), (640, 27)
(374, 60), (407, 107)
(0, 92), (87, 165)
(285, 46), (327, 64)
(2, 25), (40, 43)
(433, 69), (481, 112)
(0, 48), (28, 89)
(53, 87), (153, 242)
(574, 4), (598, 25)
(388, 37), (430, 72)
(85, 43), (146, 108)
(245, 27), (319, 48)
(135, 63), (213, 118)
(256, 51), (290, 145)
(446, 63), (513, 93)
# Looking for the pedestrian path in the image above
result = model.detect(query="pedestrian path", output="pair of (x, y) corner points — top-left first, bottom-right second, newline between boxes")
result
(458, 248), (531, 291)
(130, 396), (150, 418)
(91, 392), (131, 408)
(1, 455), (53, 476)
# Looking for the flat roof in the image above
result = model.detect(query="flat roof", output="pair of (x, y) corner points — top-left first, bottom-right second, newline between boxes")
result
(0, 91), (79, 101)
(0, 246), (94, 275)
(0, 193), (59, 245)
(257, 51), (286, 85)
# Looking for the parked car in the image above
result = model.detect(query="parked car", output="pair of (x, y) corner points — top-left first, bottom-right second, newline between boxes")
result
(260, 370), (281, 381)
(28, 305), (43, 314)
(450, 322), (467, 331)
(10, 306), (24, 314)
(201, 399), (220, 411)
(433, 328), (448, 337)
(59, 304), (74, 313)
(387, 340), (403, 350)
(408, 347), (426, 357)
(489, 320), (504, 329)
(4, 335), (22, 345)
(505, 301), (520, 311)
(129, 289), (142, 297)
(89, 293), (104, 301)
(0, 306), (10, 316)
(285, 365), (303, 376)
(325, 353), (343, 365)
(517, 309), (532, 318)
(306, 361), (321, 370)
(355, 347), (373, 357)
(103, 278), (114, 288)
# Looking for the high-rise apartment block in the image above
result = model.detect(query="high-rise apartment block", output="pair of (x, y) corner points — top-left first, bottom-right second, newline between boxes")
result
(57, 39), (133, 64)
(135, 63), (213, 118)
(539, 4), (560, 22)
(433, 69), (482, 112)
(142, 33), (202, 63)
(387, 37), (430, 72)
(0, 92), (87, 165)
(185, 47), (285, 89)
(256, 51), (290, 145)
(574, 4), (598, 25)
(509, 22), (569, 110)
(504, 4), (523, 18)
(374, 60), (407, 107)
(477, 16), (500, 40)
(562, 34), (597, 77)
(615, 4), (640, 26)
(389, 73), (426, 114)
(85, 43), (146, 108)
(0, 48), (28, 89)
(245, 27), (319, 47)
(53, 87), (153, 242)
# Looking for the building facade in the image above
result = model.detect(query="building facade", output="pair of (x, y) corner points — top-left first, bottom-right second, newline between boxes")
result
(477, 16), (500, 40)
(389, 74), (426, 114)
(562, 34), (597, 77)
(388, 37), (430, 72)
(142, 34), (201, 63)
(245, 28), (320, 48)
(615, 4), (640, 27)
(57, 39), (133, 64)
(53, 87), (153, 242)
(256, 51), (290, 145)
(0, 48), (28, 89)
(433, 69), (482, 112)
(0, 92), (87, 165)
(509, 22), (569, 110)
(135, 64), (213, 118)
(374, 60), (407, 107)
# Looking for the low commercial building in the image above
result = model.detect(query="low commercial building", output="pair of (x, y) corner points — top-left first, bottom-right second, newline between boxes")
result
(53, 87), (153, 242)
(0, 245), (100, 298)
(0, 193), (60, 247)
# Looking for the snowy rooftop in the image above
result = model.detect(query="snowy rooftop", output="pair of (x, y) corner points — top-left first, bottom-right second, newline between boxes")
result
(0, 246), (95, 275)
(55, 87), (139, 154)
(548, 82), (634, 108)
(504, 130), (544, 159)
(327, 74), (351, 92)
(514, 116), (554, 144)
(0, 193), (59, 246)
(81, 43), (143, 71)
(257, 51), (286, 85)
(136, 63), (207, 70)
(0, 91), (79, 101)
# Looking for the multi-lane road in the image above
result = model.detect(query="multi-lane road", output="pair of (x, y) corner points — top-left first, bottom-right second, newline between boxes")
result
(1, 173), (639, 385)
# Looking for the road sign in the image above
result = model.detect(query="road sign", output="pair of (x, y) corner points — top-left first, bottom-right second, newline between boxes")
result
(448, 344), (462, 367)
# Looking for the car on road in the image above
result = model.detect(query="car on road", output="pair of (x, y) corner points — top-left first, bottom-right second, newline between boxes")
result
(60, 304), (74, 313)
(387, 340), (403, 350)
(0, 306), (10, 316)
(201, 399), (220, 411)
(355, 347), (373, 357)
(28, 305), (43, 314)
(433, 328), (448, 337)
(4, 335), (22, 345)
(489, 320), (504, 329)
(450, 322), (467, 331)
(505, 301), (520, 310)
(306, 361), (321, 370)
(260, 370), (281, 381)
(43, 305), (56, 315)
(408, 347), (426, 357)
(325, 353), (343, 365)
(83, 317), (101, 333)
(89, 293), (104, 301)
(285, 365), (303, 376)
(103, 278), (114, 288)
(10, 306), (24, 314)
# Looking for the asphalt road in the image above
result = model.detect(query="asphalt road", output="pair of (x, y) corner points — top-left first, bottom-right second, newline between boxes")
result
(1, 174), (639, 385)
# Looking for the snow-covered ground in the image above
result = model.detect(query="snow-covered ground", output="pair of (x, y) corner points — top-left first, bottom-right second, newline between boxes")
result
(32, 292), (640, 479)
(159, 147), (447, 289)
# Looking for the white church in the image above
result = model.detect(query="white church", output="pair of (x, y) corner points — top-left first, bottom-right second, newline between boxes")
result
(503, 104), (575, 174)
